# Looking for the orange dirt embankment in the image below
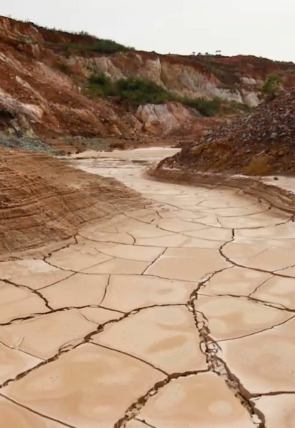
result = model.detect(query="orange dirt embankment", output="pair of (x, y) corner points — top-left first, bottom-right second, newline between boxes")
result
(0, 147), (141, 259)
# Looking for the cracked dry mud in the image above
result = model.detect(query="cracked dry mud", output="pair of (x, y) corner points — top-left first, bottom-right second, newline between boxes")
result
(0, 148), (295, 428)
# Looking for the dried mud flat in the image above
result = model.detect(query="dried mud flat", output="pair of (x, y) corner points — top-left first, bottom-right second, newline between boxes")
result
(0, 148), (295, 428)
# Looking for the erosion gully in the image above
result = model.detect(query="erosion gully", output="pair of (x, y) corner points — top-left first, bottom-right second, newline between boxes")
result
(0, 148), (294, 428)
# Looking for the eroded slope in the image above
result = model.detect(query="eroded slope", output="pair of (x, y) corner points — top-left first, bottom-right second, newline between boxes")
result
(0, 147), (140, 259)
(0, 15), (295, 142)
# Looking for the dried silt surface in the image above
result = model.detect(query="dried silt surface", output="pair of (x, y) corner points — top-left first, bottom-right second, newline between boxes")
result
(0, 148), (294, 427)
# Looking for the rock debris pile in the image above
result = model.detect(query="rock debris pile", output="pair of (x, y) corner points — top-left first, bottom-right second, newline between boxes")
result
(163, 91), (295, 175)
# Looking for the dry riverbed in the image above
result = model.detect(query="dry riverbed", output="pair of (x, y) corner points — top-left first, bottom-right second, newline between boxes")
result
(0, 148), (295, 428)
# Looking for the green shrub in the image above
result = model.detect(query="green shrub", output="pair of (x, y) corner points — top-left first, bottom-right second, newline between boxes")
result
(87, 75), (171, 104)
(182, 97), (222, 117)
(87, 39), (134, 53)
(86, 73), (248, 117)
(262, 73), (282, 100)
(116, 78), (173, 105)
(52, 39), (134, 54)
(88, 74), (117, 96)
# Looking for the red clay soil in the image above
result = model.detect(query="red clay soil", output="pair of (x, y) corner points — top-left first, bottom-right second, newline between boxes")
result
(161, 91), (295, 175)
(0, 147), (141, 259)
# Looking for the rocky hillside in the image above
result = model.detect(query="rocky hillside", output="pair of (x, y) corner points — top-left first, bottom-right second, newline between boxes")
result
(0, 16), (295, 143)
(160, 91), (295, 175)
(70, 50), (294, 107)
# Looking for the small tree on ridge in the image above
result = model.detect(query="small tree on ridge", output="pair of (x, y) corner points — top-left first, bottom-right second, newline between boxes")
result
(262, 73), (282, 100)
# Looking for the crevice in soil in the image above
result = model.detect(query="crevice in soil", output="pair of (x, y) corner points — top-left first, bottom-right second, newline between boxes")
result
(113, 370), (209, 428)
(1, 278), (53, 311)
(186, 238), (266, 427)
(91, 343), (168, 376)
(215, 314), (295, 343)
(0, 303), (187, 390)
(0, 393), (78, 428)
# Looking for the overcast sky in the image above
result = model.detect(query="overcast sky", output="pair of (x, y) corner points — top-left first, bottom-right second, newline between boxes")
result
(1, 0), (294, 62)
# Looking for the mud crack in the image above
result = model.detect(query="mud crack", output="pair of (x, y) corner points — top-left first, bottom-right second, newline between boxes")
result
(113, 370), (209, 428)
(187, 263), (266, 427)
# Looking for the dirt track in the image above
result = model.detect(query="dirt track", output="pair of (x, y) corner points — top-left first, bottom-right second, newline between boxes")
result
(0, 148), (294, 428)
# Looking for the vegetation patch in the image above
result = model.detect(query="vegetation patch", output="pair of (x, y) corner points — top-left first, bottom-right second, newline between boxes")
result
(51, 39), (134, 55)
(86, 73), (248, 117)
(182, 97), (222, 117)
(221, 100), (252, 115)
(87, 74), (173, 104)
(88, 74), (118, 96)
(262, 73), (282, 100)
(115, 78), (174, 105)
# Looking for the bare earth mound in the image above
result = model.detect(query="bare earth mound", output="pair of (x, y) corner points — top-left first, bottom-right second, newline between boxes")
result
(161, 91), (295, 175)
(0, 147), (141, 259)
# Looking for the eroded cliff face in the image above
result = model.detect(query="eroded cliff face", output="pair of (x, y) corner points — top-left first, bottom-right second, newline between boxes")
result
(72, 53), (251, 105)
(70, 51), (295, 108)
(0, 19), (137, 138)
(136, 103), (198, 135)
(0, 16), (294, 141)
